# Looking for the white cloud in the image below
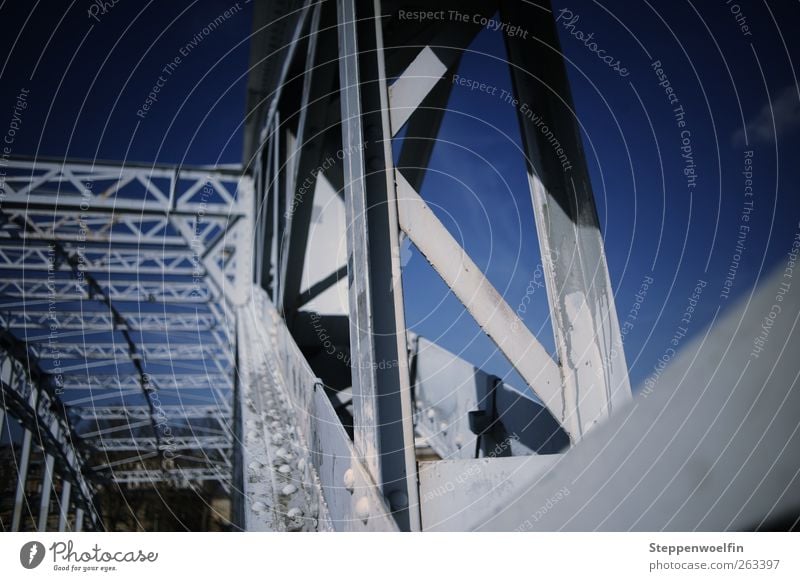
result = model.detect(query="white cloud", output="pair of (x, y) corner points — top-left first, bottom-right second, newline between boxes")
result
(733, 85), (800, 146)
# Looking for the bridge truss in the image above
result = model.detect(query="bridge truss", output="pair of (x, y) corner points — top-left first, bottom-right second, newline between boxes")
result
(0, 156), (252, 530)
(2, 0), (799, 532)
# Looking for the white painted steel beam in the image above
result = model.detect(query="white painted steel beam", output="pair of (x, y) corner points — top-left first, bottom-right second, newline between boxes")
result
(2, 159), (244, 214)
(337, 0), (420, 531)
(388, 46), (447, 136)
(0, 244), (201, 275)
(37, 454), (56, 531)
(239, 288), (400, 531)
(395, 173), (567, 434)
(59, 373), (231, 391)
(469, 266), (800, 531)
(0, 278), (213, 303)
(0, 309), (223, 332)
(89, 436), (231, 452)
(500, 1), (631, 441)
(31, 342), (229, 361)
(111, 467), (231, 485)
(419, 455), (560, 531)
(11, 426), (34, 531)
(57, 480), (72, 532)
(74, 405), (227, 421)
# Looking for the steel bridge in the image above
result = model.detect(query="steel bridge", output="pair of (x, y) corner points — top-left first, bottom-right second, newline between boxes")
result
(2, 0), (799, 532)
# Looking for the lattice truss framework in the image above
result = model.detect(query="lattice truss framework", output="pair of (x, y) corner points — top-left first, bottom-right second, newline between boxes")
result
(0, 157), (253, 512)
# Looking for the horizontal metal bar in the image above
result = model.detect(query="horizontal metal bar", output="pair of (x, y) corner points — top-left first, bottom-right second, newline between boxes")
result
(0, 309), (222, 332)
(0, 244), (202, 275)
(0, 278), (213, 303)
(110, 467), (231, 485)
(3, 158), (245, 212)
(74, 405), (228, 421)
(32, 342), (229, 361)
(88, 435), (231, 452)
(63, 390), (227, 407)
(60, 373), (232, 391)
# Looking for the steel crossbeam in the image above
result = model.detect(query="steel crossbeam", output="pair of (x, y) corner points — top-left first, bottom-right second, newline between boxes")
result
(110, 467), (231, 485)
(0, 243), (201, 275)
(0, 276), (213, 303)
(86, 436), (231, 452)
(1, 158), (244, 214)
(58, 373), (232, 391)
(73, 405), (228, 421)
(30, 342), (229, 361)
(0, 308), (224, 332)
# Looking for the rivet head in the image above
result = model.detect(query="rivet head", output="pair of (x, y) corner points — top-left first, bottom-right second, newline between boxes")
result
(389, 490), (409, 511)
(343, 468), (355, 493)
(355, 497), (370, 523)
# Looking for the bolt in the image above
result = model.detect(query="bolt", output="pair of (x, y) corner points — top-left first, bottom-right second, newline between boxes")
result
(389, 490), (409, 511)
(343, 468), (355, 493)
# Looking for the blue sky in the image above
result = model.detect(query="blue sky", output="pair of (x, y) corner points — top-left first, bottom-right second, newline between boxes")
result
(400, 1), (800, 392)
(1, 0), (798, 395)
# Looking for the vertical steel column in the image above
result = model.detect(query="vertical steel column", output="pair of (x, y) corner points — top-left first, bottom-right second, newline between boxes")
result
(272, 113), (285, 304)
(279, 3), (342, 319)
(37, 454), (55, 531)
(11, 430), (33, 531)
(11, 389), (38, 531)
(58, 479), (72, 532)
(254, 157), (264, 285)
(259, 122), (276, 291)
(500, 0), (631, 441)
(278, 4), (322, 314)
(337, 0), (420, 531)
